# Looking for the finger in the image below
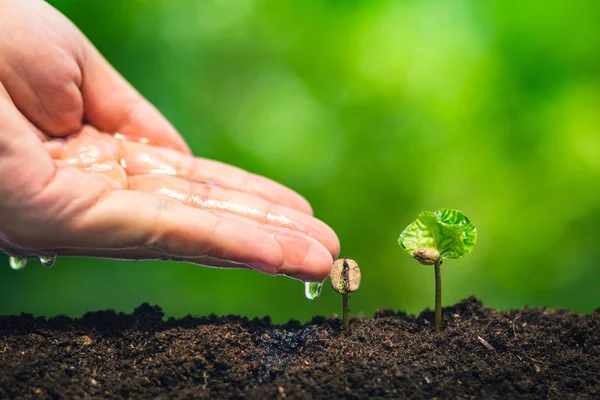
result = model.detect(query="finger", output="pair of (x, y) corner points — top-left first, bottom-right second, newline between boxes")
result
(0, 0), (84, 136)
(46, 248), (253, 270)
(70, 190), (281, 275)
(129, 174), (339, 258)
(80, 42), (191, 154)
(67, 190), (334, 281)
(39, 247), (326, 283)
(266, 228), (335, 282)
(122, 141), (313, 215)
(52, 224), (333, 282)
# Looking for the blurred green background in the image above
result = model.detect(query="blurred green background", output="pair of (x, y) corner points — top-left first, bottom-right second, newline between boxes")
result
(1, 0), (599, 322)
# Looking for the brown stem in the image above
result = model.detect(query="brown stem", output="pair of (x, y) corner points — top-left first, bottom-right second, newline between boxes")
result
(343, 292), (349, 330)
(434, 260), (442, 331)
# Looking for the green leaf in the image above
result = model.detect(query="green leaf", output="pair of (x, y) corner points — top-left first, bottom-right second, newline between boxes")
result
(398, 209), (477, 261)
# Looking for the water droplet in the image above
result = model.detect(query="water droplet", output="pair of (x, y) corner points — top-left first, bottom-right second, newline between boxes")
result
(304, 282), (323, 300)
(9, 257), (27, 270)
(39, 255), (56, 268)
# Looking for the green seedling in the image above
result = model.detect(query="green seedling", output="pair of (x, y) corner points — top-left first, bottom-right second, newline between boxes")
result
(398, 209), (477, 331)
(330, 258), (361, 330)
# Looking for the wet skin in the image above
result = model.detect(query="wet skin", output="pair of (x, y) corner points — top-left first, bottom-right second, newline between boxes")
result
(0, 0), (340, 282)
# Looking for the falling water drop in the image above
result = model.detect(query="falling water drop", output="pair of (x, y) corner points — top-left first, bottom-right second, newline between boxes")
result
(39, 255), (56, 268)
(304, 282), (323, 300)
(9, 257), (27, 270)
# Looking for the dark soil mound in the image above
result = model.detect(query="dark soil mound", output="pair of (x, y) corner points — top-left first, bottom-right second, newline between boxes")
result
(1, 297), (599, 399)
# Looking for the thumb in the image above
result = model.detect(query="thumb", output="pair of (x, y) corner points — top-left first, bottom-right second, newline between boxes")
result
(80, 40), (191, 154)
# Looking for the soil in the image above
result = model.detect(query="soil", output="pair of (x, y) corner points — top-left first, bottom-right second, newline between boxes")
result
(1, 297), (598, 399)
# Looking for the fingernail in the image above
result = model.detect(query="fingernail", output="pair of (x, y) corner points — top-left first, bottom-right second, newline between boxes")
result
(304, 243), (330, 271)
(277, 243), (332, 282)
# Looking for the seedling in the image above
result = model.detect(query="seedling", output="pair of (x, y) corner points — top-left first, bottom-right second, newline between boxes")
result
(330, 258), (361, 330)
(398, 209), (477, 331)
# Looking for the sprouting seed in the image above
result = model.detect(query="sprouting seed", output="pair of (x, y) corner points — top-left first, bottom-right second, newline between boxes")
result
(398, 208), (477, 331)
(412, 247), (440, 266)
(330, 258), (361, 330)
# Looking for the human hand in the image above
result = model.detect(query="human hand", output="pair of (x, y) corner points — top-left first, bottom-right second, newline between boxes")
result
(0, 0), (339, 282)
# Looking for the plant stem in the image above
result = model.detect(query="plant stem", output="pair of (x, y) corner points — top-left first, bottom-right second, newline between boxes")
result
(343, 292), (349, 330)
(434, 260), (442, 331)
